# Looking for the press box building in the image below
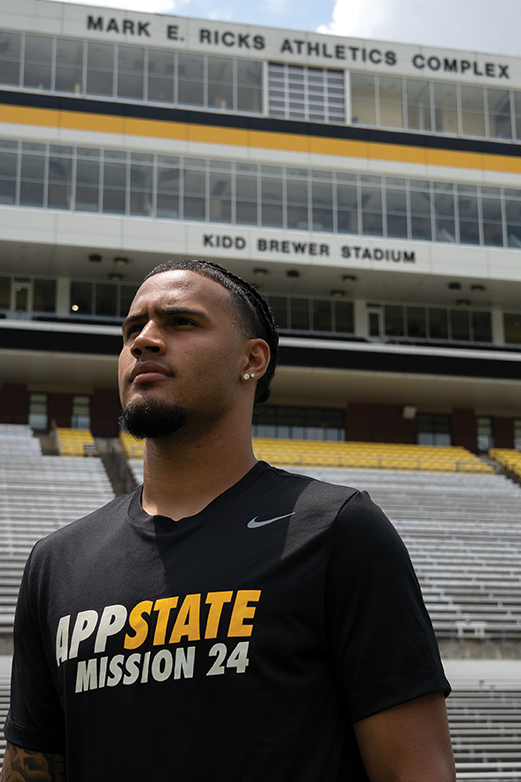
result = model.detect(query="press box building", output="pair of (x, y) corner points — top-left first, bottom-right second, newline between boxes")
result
(1, 0), (521, 449)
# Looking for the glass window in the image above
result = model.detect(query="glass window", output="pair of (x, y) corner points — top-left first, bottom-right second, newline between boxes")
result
(70, 281), (92, 315)
(384, 305), (404, 337)
(0, 149), (18, 205)
(33, 278), (56, 313)
(351, 73), (376, 125)
(236, 60), (262, 113)
(183, 162), (206, 220)
(0, 32), (21, 86)
(267, 296), (288, 330)
(157, 158), (179, 218)
(361, 181), (383, 236)
(0, 276), (10, 309)
(95, 283), (117, 317)
(75, 156), (100, 212)
(147, 49), (175, 104)
(472, 310), (492, 342)
(261, 168), (283, 228)
(434, 82), (458, 134)
(477, 416), (493, 452)
(312, 299), (332, 332)
(406, 306), (427, 339)
(71, 395), (91, 429)
(209, 169), (232, 223)
(55, 38), (83, 94)
(460, 85), (485, 137)
(514, 92), (521, 141)
(481, 194), (503, 246)
(252, 405), (345, 441)
(385, 184), (408, 238)
(379, 76), (403, 128)
(333, 300), (354, 333)
(289, 298), (310, 330)
(120, 285), (138, 317)
(505, 195), (521, 247)
(178, 53), (204, 106)
(406, 79), (431, 131)
(433, 184), (456, 242)
(311, 178), (333, 232)
(23, 35), (52, 90)
(28, 392), (47, 431)
(417, 413), (451, 446)
(450, 308), (470, 341)
(20, 148), (45, 207)
(117, 46), (144, 100)
(458, 188), (480, 245)
(368, 311), (380, 338)
(487, 88), (512, 139)
(336, 177), (359, 234)
(235, 168), (258, 225)
(130, 156), (153, 217)
(410, 184), (432, 241)
(86, 42), (114, 96)
(102, 160), (127, 214)
(504, 312), (521, 344)
(208, 56), (233, 110)
(428, 308), (448, 340)
(48, 153), (72, 209)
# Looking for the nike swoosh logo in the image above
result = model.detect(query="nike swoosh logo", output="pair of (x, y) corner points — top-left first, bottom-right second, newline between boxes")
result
(247, 512), (295, 529)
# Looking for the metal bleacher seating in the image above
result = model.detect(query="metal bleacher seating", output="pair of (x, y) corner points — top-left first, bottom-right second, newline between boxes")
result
(490, 448), (521, 482)
(56, 427), (98, 457)
(291, 467), (521, 643)
(0, 425), (114, 629)
(252, 438), (494, 473)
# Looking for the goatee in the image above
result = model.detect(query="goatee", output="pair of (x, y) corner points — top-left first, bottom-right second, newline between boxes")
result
(120, 397), (188, 440)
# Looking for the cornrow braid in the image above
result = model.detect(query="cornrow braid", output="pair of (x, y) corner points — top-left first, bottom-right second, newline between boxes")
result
(143, 259), (279, 406)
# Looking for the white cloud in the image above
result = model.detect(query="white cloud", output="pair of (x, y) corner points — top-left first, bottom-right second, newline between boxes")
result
(317, 0), (521, 56)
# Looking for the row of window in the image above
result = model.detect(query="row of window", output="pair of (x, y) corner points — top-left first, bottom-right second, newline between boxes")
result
(352, 73), (521, 141)
(29, 393), (90, 430)
(2, 274), (521, 347)
(0, 32), (263, 113)
(4, 30), (521, 143)
(2, 138), (521, 247)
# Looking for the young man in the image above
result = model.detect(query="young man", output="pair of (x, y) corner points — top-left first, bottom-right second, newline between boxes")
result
(2, 260), (455, 782)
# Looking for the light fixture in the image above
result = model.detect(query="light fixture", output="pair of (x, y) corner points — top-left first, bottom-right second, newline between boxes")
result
(456, 299), (471, 306)
(471, 284), (486, 292)
(114, 257), (129, 266)
(331, 290), (345, 297)
(88, 253), (102, 262)
(253, 268), (268, 276)
(286, 270), (300, 278)
(448, 282), (461, 290)
(402, 405), (417, 420)
(342, 275), (357, 282)
(108, 273), (124, 282)
(71, 304), (79, 312)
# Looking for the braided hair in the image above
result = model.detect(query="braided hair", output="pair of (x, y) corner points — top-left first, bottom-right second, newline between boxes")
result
(143, 259), (279, 406)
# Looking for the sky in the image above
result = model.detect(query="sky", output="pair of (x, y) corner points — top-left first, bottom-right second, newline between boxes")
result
(49, 0), (521, 57)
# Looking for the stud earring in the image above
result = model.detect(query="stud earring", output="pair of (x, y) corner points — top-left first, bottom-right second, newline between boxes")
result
(242, 373), (255, 381)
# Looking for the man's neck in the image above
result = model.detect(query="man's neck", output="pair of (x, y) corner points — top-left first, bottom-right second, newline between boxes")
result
(140, 423), (257, 521)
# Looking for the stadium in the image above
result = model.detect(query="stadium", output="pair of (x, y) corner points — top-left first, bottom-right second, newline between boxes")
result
(0, 0), (521, 776)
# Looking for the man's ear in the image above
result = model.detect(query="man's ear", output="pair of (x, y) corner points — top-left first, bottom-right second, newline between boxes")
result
(242, 339), (270, 380)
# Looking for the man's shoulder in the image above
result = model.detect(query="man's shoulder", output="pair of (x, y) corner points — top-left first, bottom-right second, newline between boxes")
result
(31, 489), (137, 559)
(262, 462), (361, 503)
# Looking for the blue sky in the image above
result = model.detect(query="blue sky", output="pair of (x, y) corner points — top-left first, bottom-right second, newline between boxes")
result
(52, 0), (521, 56)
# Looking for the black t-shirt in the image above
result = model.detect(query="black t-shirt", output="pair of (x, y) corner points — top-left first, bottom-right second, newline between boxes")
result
(5, 462), (450, 781)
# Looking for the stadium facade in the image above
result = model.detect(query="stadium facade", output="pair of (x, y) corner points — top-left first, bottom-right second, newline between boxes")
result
(1, 0), (521, 449)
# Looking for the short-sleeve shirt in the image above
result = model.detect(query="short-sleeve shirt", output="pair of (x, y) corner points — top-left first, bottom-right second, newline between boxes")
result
(5, 462), (450, 781)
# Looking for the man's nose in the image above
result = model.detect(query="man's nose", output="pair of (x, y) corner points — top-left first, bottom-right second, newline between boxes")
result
(130, 322), (165, 357)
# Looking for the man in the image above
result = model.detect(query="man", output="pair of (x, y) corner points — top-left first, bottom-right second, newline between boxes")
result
(2, 260), (455, 781)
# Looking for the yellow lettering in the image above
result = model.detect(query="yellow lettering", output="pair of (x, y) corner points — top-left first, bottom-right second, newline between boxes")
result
(124, 600), (153, 650)
(204, 591), (233, 639)
(153, 597), (179, 645)
(169, 594), (201, 643)
(228, 590), (261, 637)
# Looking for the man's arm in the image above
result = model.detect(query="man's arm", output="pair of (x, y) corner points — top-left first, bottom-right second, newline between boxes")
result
(0, 742), (65, 782)
(354, 692), (456, 782)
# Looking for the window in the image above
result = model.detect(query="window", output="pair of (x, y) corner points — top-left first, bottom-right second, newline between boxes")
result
(504, 312), (521, 344)
(33, 279), (56, 313)
(514, 419), (521, 451)
(71, 395), (91, 429)
(268, 63), (344, 123)
(417, 413), (451, 446)
(252, 406), (345, 441)
(29, 392), (48, 431)
(477, 416), (494, 452)
(70, 280), (138, 320)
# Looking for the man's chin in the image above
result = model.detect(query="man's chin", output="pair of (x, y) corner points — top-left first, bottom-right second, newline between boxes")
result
(120, 398), (188, 440)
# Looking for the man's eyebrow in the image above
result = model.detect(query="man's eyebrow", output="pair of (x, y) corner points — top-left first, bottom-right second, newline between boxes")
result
(121, 307), (205, 332)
